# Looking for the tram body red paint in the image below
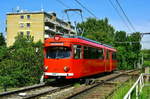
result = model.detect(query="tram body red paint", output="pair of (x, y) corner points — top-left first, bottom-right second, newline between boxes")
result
(44, 36), (117, 79)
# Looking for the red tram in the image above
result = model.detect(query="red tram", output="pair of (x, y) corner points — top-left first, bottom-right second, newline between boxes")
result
(43, 35), (117, 79)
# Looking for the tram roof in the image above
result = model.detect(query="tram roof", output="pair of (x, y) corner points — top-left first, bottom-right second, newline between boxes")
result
(63, 36), (114, 49)
(45, 35), (116, 52)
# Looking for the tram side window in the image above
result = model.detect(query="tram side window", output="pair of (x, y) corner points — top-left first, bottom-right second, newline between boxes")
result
(97, 49), (104, 59)
(106, 50), (109, 59)
(83, 47), (89, 59)
(73, 45), (82, 59)
(84, 46), (104, 59)
(112, 52), (117, 60)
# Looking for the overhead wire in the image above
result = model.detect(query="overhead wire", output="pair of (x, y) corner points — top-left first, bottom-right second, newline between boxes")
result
(74, 0), (97, 18)
(56, 0), (85, 22)
(56, 0), (70, 8)
(114, 41), (150, 44)
(115, 0), (136, 32)
(108, 0), (132, 32)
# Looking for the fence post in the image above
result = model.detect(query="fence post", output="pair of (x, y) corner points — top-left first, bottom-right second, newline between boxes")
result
(129, 94), (131, 99)
(139, 76), (142, 92)
(141, 75), (144, 88)
(145, 67), (150, 82)
(136, 84), (138, 99)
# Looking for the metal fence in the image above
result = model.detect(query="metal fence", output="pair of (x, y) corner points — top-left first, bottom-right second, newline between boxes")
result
(124, 73), (150, 99)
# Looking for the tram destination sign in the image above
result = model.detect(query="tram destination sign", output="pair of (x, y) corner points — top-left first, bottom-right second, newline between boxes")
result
(50, 42), (64, 46)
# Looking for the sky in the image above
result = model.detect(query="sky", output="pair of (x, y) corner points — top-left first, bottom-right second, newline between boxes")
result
(0, 0), (150, 49)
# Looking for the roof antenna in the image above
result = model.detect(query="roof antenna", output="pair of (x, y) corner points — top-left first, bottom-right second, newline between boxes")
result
(41, 1), (44, 12)
(16, 6), (20, 12)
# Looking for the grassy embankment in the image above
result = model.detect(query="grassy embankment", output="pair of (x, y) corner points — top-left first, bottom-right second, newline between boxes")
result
(110, 70), (150, 99)
(109, 80), (134, 99)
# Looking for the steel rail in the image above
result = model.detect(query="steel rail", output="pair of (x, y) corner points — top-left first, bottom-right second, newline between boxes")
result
(0, 83), (45, 97)
(23, 84), (72, 99)
(66, 70), (140, 99)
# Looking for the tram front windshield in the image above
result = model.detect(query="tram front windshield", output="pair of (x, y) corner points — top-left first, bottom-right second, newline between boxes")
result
(46, 46), (71, 59)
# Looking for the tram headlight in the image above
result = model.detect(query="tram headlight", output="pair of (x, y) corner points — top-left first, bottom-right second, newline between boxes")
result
(64, 66), (70, 72)
(44, 66), (48, 71)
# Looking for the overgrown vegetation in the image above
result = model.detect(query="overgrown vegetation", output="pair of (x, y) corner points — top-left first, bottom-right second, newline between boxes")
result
(141, 49), (150, 67)
(0, 34), (43, 89)
(139, 85), (150, 99)
(109, 80), (134, 99)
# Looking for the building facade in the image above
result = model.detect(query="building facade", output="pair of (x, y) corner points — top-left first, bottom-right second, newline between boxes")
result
(6, 11), (76, 46)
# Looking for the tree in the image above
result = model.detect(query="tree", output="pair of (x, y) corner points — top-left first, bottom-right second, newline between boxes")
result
(0, 33), (7, 62)
(0, 35), (43, 87)
(77, 18), (115, 44)
(114, 31), (127, 47)
(114, 31), (142, 69)
(0, 33), (6, 46)
(141, 49), (150, 66)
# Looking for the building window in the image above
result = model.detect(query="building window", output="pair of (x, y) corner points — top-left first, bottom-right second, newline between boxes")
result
(27, 31), (30, 37)
(20, 32), (24, 36)
(20, 23), (24, 28)
(27, 23), (30, 28)
(27, 15), (30, 19)
(20, 15), (24, 19)
(5, 27), (7, 32)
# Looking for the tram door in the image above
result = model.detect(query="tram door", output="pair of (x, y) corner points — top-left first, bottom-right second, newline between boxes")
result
(106, 50), (112, 72)
(109, 52), (113, 72)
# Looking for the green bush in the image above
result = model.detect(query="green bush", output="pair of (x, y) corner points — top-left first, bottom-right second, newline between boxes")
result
(0, 35), (43, 88)
(143, 61), (150, 67)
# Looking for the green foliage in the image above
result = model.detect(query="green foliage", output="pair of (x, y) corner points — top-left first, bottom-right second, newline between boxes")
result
(0, 46), (9, 62)
(114, 32), (141, 69)
(0, 35), (43, 87)
(0, 33), (6, 46)
(141, 49), (150, 67)
(139, 86), (150, 99)
(77, 18), (115, 44)
(143, 61), (150, 67)
(110, 80), (134, 99)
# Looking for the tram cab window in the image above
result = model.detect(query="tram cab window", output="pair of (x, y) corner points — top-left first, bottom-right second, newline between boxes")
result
(46, 46), (71, 59)
(73, 45), (82, 59)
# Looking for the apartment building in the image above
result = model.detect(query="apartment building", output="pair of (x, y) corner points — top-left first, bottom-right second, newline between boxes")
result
(6, 11), (76, 46)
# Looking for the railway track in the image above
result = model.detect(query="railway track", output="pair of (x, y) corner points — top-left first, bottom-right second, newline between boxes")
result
(66, 70), (140, 99)
(0, 70), (140, 99)
(0, 81), (73, 99)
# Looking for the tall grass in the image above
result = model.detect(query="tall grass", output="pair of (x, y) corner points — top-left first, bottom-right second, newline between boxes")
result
(109, 80), (134, 99)
(139, 85), (150, 99)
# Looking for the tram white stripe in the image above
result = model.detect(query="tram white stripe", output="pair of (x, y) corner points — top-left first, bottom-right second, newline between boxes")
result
(44, 72), (74, 76)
